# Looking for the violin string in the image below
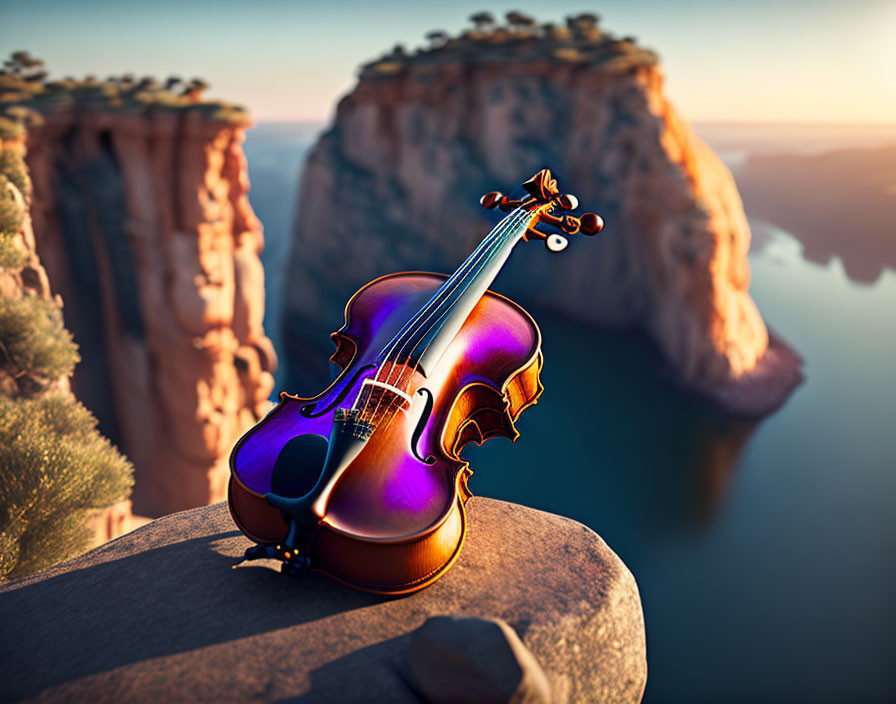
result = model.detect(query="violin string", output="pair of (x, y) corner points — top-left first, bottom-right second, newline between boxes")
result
(372, 212), (528, 429)
(357, 208), (528, 424)
(367, 208), (531, 427)
(377, 213), (528, 426)
(358, 208), (527, 425)
(371, 207), (522, 373)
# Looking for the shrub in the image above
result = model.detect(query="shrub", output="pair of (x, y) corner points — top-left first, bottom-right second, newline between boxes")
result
(0, 392), (133, 580)
(0, 174), (24, 234)
(0, 294), (79, 386)
(0, 116), (23, 139)
(0, 232), (29, 270)
(0, 147), (30, 199)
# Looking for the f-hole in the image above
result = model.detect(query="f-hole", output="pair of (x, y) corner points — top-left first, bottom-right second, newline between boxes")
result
(411, 388), (436, 465)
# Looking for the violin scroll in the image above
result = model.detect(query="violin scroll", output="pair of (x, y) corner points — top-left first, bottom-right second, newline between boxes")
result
(479, 168), (604, 253)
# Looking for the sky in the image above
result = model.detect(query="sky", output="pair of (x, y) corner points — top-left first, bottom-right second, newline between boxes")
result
(2, 0), (895, 125)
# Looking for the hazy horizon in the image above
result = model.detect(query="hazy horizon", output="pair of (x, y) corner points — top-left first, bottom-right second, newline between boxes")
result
(3, 0), (895, 125)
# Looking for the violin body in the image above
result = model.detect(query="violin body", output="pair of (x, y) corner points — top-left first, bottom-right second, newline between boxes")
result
(228, 169), (602, 594)
(229, 272), (542, 593)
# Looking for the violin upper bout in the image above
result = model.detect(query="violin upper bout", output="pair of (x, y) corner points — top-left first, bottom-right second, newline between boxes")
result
(445, 350), (544, 459)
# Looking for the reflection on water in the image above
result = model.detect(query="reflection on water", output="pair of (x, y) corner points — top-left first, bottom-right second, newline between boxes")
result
(466, 225), (896, 702)
(735, 144), (896, 285)
(465, 322), (759, 547)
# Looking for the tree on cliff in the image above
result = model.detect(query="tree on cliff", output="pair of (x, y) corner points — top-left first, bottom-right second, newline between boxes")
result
(469, 12), (496, 31)
(567, 12), (600, 30)
(506, 11), (536, 33)
(3, 51), (46, 82)
(0, 146), (133, 581)
(182, 78), (209, 103)
(425, 30), (449, 49)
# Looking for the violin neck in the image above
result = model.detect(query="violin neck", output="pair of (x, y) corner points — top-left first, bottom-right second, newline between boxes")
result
(408, 209), (529, 375)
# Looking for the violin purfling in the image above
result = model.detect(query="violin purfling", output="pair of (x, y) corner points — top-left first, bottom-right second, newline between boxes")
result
(228, 169), (603, 593)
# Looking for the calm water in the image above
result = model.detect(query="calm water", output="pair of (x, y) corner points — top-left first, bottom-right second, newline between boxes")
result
(245, 124), (896, 703)
(470, 225), (896, 703)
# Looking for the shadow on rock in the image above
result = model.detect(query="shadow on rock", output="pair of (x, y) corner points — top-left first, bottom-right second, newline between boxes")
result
(0, 527), (386, 701)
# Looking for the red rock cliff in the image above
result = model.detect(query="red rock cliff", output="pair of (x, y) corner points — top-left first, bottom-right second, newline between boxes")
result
(4, 71), (276, 517)
(284, 16), (799, 414)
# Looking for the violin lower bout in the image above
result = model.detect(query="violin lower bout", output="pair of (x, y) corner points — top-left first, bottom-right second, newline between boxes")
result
(309, 481), (468, 594)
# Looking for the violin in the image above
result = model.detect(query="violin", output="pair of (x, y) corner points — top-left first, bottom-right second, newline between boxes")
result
(228, 169), (603, 594)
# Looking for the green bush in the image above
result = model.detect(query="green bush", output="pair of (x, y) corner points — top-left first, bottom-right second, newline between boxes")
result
(0, 295), (79, 387)
(0, 147), (30, 198)
(0, 393), (134, 579)
(0, 232), (29, 270)
(0, 174), (24, 235)
(0, 78), (137, 579)
(0, 116), (24, 139)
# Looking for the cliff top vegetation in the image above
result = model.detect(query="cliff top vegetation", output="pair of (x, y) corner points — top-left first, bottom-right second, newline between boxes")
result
(0, 51), (249, 138)
(361, 11), (658, 79)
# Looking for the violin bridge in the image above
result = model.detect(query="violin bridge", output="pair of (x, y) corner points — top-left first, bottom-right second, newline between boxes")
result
(361, 378), (413, 404)
(355, 379), (414, 426)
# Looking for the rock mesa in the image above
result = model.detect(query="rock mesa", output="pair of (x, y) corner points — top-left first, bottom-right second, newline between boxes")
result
(284, 14), (799, 414)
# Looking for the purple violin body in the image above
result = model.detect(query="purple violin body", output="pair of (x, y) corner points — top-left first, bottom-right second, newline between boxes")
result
(229, 272), (542, 592)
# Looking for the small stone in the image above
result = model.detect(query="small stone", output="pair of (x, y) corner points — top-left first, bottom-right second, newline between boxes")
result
(409, 615), (551, 704)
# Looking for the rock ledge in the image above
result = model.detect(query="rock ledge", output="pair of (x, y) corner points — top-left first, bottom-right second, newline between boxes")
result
(0, 498), (646, 703)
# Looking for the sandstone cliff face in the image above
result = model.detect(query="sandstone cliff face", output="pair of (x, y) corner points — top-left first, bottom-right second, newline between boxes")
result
(22, 105), (275, 516)
(285, 21), (792, 413)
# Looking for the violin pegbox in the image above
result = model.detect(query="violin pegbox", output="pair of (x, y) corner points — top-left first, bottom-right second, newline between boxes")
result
(479, 168), (604, 253)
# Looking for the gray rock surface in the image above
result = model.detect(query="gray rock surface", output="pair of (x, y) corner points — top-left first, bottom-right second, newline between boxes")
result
(0, 498), (646, 703)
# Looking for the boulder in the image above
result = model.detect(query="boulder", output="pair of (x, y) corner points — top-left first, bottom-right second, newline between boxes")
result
(409, 615), (552, 703)
(0, 498), (646, 703)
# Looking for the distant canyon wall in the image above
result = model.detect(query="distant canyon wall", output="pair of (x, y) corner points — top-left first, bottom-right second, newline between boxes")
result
(736, 143), (896, 285)
(25, 107), (275, 516)
(283, 21), (799, 415)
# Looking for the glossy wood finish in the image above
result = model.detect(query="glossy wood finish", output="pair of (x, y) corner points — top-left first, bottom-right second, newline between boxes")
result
(229, 272), (542, 593)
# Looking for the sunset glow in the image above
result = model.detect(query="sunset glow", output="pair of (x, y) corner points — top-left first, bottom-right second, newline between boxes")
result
(2, 0), (894, 125)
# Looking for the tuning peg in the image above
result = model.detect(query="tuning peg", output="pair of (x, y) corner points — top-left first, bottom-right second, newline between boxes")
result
(555, 194), (579, 210)
(579, 213), (604, 235)
(559, 215), (581, 235)
(480, 191), (504, 210)
(545, 234), (568, 252)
